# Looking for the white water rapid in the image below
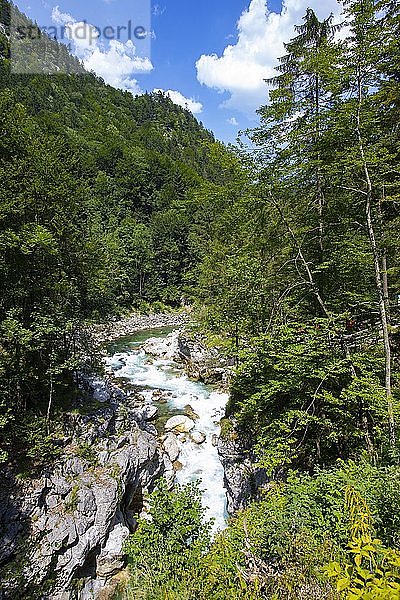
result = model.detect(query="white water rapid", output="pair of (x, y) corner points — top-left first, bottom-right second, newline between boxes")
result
(105, 329), (229, 533)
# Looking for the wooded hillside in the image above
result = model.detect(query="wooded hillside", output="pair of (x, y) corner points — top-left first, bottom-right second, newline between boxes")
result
(0, 0), (235, 464)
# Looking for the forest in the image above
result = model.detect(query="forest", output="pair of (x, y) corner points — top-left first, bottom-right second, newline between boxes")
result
(1, 0), (400, 598)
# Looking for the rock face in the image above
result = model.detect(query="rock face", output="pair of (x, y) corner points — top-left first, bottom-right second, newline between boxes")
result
(217, 421), (268, 514)
(177, 335), (234, 388)
(0, 377), (168, 600)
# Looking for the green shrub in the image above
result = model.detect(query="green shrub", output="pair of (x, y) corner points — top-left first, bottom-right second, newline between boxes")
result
(325, 487), (400, 599)
(123, 480), (212, 599)
(120, 463), (400, 600)
(75, 442), (98, 466)
(229, 323), (391, 475)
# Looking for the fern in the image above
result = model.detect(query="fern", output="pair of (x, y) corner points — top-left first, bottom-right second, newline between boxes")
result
(325, 487), (400, 599)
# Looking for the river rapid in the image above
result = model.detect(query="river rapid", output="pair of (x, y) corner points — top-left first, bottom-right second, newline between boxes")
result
(105, 327), (229, 532)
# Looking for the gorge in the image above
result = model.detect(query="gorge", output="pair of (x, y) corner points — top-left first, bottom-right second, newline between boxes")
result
(1, 0), (400, 598)
(0, 318), (242, 599)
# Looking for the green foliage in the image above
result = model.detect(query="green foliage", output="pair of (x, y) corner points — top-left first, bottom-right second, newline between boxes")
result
(13, 415), (63, 467)
(75, 442), (98, 466)
(0, 0), (238, 465)
(325, 487), (400, 599)
(229, 321), (390, 474)
(122, 463), (400, 599)
(123, 480), (212, 599)
(64, 484), (80, 513)
(210, 462), (400, 595)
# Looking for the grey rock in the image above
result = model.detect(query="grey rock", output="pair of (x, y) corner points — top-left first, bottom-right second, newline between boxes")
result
(141, 422), (158, 436)
(142, 405), (158, 421)
(163, 433), (181, 462)
(64, 457), (85, 476)
(51, 476), (72, 498)
(96, 523), (130, 578)
(77, 487), (96, 517)
(46, 492), (61, 510)
(218, 421), (268, 514)
(165, 415), (195, 433)
(142, 331), (180, 360)
(190, 431), (206, 445)
(90, 377), (111, 403)
(163, 455), (176, 490)
(0, 377), (167, 600)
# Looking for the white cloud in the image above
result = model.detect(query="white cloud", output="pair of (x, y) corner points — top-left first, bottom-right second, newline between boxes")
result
(227, 117), (239, 126)
(154, 89), (203, 114)
(52, 6), (74, 26)
(51, 6), (153, 93)
(85, 41), (152, 93)
(196, 0), (343, 114)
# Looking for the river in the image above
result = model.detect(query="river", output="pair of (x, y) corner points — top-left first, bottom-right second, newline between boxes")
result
(104, 327), (229, 532)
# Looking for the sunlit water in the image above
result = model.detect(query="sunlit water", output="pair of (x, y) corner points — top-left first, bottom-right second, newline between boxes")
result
(105, 330), (228, 533)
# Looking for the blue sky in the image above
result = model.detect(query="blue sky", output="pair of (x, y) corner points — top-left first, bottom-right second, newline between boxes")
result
(16, 1), (343, 143)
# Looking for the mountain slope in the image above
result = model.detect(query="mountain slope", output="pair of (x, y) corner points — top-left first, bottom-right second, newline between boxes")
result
(0, 0), (233, 465)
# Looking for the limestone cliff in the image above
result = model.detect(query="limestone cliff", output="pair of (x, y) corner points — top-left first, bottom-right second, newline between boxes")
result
(0, 377), (172, 600)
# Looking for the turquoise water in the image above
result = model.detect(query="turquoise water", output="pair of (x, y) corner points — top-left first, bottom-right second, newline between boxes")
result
(106, 326), (175, 354)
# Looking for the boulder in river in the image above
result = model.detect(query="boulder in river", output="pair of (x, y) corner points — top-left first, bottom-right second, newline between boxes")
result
(152, 390), (170, 404)
(190, 431), (206, 445)
(163, 433), (181, 462)
(142, 331), (180, 360)
(184, 404), (200, 420)
(164, 415), (195, 433)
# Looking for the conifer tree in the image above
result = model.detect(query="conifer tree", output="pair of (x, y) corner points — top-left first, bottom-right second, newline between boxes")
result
(339, 0), (397, 447)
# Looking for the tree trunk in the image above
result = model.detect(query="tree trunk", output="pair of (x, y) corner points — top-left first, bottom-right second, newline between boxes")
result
(46, 371), (54, 436)
(269, 192), (330, 319)
(382, 249), (391, 318)
(343, 341), (375, 461)
(315, 73), (325, 256)
(355, 73), (396, 448)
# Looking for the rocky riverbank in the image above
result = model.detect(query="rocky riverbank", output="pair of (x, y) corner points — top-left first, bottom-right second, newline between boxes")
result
(0, 377), (173, 600)
(217, 419), (269, 514)
(89, 311), (189, 345)
(140, 329), (234, 389)
(0, 317), (263, 599)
